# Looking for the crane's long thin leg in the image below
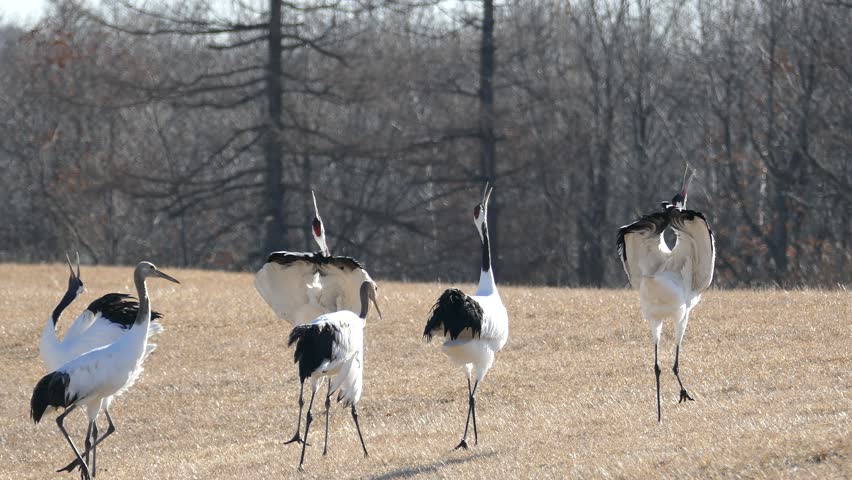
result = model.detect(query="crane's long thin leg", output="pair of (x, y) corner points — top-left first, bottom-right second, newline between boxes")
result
(470, 379), (479, 446)
(284, 381), (307, 445)
(84, 422), (93, 469)
(673, 345), (695, 403)
(90, 420), (99, 477)
(298, 388), (318, 471)
(56, 406), (91, 480)
(322, 381), (332, 456)
(58, 410), (116, 473)
(82, 421), (93, 480)
(350, 405), (368, 458)
(655, 343), (662, 424)
(454, 377), (474, 450)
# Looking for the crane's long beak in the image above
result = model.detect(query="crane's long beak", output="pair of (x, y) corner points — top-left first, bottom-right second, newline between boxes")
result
(153, 269), (180, 284)
(482, 183), (493, 207)
(65, 253), (76, 278)
(369, 287), (383, 320)
(680, 165), (694, 197)
(75, 252), (80, 279)
(312, 190), (320, 218)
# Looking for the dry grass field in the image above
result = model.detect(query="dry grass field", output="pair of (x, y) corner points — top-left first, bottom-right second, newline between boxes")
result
(0, 263), (849, 479)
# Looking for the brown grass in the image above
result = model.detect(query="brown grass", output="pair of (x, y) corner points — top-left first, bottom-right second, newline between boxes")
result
(0, 263), (849, 479)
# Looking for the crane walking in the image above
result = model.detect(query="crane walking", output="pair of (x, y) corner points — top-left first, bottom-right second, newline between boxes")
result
(423, 185), (508, 449)
(617, 170), (715, 423)
(30, 262), (179, 479)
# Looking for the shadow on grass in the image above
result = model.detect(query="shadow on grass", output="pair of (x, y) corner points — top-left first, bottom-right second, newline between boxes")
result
(369, 450), (498, 480)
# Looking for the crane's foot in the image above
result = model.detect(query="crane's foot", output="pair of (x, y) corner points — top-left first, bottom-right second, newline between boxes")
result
(678, 388), (695, 403)
(57, 457), (84, 473)
(284, 433), (309, 446)
(454, 439), (470, 450)
(57, 461), (77, 473)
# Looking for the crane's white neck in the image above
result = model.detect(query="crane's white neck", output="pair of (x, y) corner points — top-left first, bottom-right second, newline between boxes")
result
(133, 271), (152, 329)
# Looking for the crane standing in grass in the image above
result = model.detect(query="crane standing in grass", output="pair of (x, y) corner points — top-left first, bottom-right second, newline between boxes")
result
(30, 262), (179, 480)
(617, 171), (716, 423)
(423, 185), (508, 450)
(254, 191), (379, 445)
(288, 280), (381, 471)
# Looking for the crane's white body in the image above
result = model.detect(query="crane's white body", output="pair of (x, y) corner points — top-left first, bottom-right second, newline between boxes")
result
(304, 311), (365, 407)
(254, 259), (373, 327)
(440, 271), (508, 383)
(52, 321), (151, 420)
(40, 307), (162, 373)
(620, 211), (715, 346)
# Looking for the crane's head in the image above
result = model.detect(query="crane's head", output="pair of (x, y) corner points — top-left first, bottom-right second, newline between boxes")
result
(135, 261), (180, 284)
(473, 183), (493, 241)
(64, 252), (84, 296)
(311, 190), (330, 256)
(662, 165), (693, 211)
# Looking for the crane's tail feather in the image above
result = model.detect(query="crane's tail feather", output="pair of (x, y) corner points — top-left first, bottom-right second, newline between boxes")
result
(288, 323), (336, 382)
(332, 352), (363, 407)
(423, 288), (483, 342)
(30, 371), (73, 424)
(147, 320), (164, 338)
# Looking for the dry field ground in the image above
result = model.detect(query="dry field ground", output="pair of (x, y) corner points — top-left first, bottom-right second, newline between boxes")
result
(0, 263), (849, 479)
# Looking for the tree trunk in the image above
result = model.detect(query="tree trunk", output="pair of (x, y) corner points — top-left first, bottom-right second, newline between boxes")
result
(262, 0), (286, 256)
(479, 0), (497, 269)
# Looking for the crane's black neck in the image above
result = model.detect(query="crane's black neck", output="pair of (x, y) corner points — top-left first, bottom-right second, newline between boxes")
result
(133, 271), (151, 327)
(51, 288), (77, 328)
(481, 222), (492, 272)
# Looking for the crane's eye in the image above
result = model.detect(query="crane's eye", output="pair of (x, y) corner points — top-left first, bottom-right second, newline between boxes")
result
(312, 218), (322, 237)
(473, 205), (481, 219)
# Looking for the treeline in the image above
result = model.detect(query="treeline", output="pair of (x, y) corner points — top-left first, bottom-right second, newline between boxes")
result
(0, 0), (849, 287)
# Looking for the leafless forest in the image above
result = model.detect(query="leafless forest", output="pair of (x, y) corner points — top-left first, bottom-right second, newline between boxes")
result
(0, 0), (849, 287)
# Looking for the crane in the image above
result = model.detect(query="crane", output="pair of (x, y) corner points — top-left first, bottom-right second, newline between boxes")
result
(617, 171), (715, 423)
(423, 185), (509, 449)
(288, 280), (380, 471)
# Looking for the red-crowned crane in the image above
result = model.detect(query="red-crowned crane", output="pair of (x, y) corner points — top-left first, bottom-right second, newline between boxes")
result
(39, 254), (165, 475)
(288, 280), (381, 471)
(423, 184), (509, 450)
(30, 262), (179, 480)
(254, 191), (379, 445)
(617, 171), (716, 423)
